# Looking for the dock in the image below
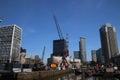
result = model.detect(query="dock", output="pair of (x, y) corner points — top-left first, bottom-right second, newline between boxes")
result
(0, 69), (73, 80)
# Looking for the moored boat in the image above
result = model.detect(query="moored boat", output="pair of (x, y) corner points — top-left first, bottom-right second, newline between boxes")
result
(74, 69), (82, 75)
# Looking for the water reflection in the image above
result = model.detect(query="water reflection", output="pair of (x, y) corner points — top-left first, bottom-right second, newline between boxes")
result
(93, 77), (119, 80)
(56, 73), (119, 80)
(57, 73), (81, 80)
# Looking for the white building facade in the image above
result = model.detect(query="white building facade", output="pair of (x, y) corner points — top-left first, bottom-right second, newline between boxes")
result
(0, 24), (22, 63)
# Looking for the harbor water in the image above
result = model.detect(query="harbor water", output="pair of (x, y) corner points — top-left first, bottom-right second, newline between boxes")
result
(43, 73), (120, 80)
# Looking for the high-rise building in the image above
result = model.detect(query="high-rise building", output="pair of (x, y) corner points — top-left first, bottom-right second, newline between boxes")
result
(52, 39), (69, 57)
(79, 37), (87, 63)
(0, 24), (22, 63)
(91, 50), (97, 62)
(74, 51), (80, 59)
(99, 23), (119, 63)
(96, 48), (104, 63)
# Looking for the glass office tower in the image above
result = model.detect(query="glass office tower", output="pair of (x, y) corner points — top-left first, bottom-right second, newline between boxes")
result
(91, 50), (97, 62)
(79, 37), (87, 64)
(0, 24), (22, 63)
(99, 23), (119, 63)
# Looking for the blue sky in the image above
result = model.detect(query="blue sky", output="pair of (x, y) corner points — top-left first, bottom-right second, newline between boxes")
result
(0, 0), (120, 62)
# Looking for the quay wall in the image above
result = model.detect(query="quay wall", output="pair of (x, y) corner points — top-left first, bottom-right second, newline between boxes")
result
(16, 69), (73, 80)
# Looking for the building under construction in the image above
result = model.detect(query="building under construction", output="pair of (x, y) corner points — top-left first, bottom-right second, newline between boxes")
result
(52, 39), (69, 57)
(47, 12), (69, 69)
(51, 12), (69, 57)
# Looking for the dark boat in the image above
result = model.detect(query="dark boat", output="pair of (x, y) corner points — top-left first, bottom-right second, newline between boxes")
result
(74, 69), (82, 75)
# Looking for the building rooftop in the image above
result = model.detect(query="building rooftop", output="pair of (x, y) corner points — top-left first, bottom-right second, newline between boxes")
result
(105, 23), (112, 27)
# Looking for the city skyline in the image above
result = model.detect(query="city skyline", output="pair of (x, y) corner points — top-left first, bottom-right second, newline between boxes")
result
(0, 0), (120, 62)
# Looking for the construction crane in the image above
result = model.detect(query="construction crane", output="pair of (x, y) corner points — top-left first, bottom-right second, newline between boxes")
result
(52, 12), (70, 69)
(41, 46), (45, 63)
(0, 17), (3, 22)
(52, 12), (64, 40)
(52, 12), (69, 56)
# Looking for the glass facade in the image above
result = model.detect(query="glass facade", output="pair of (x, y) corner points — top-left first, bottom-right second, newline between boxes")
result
(74, 51), (80, 59)
(99, 23), (119, 63)
(91, 50), (97, 62)
(53, 39), (69, 57)
(96, 48), (104, 63)
(79, 37), (86, 63)
(0, 24), (22, 63)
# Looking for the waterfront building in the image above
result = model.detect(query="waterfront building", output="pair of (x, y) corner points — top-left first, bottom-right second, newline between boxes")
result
(34, 55), (41, 64)
(74, 51), (80, 59)
(111, 54), (120, 65)
(79, 37), (87, 64)
(0, 24), (22, 63)
(20, 47), (26, 64)
(48, 39), (69, 68)
(25, 56), (35, 64)
(99, 23), (119, 64)
(52, 39), (69, 57)
(96, 48), (104, 64)
(91, 50), (97, 62)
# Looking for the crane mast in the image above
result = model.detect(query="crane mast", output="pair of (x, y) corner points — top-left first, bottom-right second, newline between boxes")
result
(42, 46), (45, 63)
(52, 12), (64, 40)
(52, 12), (69, 57)
(0, 17), (3, 22)
(51, 12), (70, 70)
